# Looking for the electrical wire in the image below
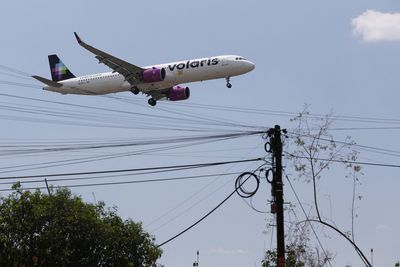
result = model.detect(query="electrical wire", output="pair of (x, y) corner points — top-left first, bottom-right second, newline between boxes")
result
(4, 68), (400, 129)
(0, 71), (34, 81)
(0, 172), (241, 192)
(330, 126), (400, 131)
(241, 197), (268, 214)
(156, 164), (266, 247)
(147, 147), (264, 232)
(143, 162), (257, 230)
(0, 92), (262, 132)
(105, 94), (259, 130)
(156, 181), (238, 247)
(284, 172), (334, 267)
(0, 101), (253, 133)
(285, 152), (400, 168)
(0, 80), (40, 89)
(287, 132), (400, 158)
(159, 99), (400, 126)
(0, 131), (262, 156)
(285, 172), (372, 266)
(0, 135), (261, 175)
(0, 102), (253, 133)
(0, 64), (32, 77)
(0, 158), (262, 180)
(0, 168), (243, 186)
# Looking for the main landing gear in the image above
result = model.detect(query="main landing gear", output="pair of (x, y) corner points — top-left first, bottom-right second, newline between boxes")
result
(131, 87), (140, 95)
(148, 98), (157, 106)
(226, 77), (232, 88)
(131, 86), (156, 106)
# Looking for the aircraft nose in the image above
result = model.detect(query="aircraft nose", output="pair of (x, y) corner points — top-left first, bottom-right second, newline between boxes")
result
(246, 61), (255, 72)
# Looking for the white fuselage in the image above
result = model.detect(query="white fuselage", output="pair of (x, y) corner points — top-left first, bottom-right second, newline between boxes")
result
(44, 55), (255, 95)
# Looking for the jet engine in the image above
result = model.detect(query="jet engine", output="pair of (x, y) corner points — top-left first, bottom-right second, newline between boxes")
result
(142, 67), (166, 83)
(168, 86), (190, 101)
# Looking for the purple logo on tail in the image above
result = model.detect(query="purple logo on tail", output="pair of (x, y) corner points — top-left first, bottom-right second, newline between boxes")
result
(52, 63), (68, 80)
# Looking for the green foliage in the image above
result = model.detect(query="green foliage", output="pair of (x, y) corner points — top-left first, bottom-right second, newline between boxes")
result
(288, 105), (362, 183)
(261, 218), (333, 267)
(261, 244), (331, 267)
(262, 244), (307, 267)
(0, 185), (162, 266)
(277, 106), (372, 265)
(288, 106), (364, 241)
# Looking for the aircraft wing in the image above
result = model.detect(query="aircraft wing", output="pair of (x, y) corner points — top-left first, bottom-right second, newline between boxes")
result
(74, 32), (144, 86)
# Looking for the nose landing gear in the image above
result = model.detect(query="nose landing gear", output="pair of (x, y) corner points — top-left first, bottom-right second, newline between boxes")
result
(226, 77), (232, 88)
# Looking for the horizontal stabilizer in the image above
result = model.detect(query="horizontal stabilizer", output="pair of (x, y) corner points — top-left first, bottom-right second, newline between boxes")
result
(32, 75), (63, 88)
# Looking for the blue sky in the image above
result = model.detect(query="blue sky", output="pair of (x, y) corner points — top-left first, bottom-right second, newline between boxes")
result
(1, 1), (400, 266)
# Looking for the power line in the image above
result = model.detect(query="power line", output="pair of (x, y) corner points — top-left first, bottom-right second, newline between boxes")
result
(284, 172), (333, 267)
(157, 183), (237, 247)
(6, 78), (400, 132)
(330, 126), (400, 131)
(0, 101), (254, 133)
(0, 92), (260, 132)
(0, 64), (32, 77)
(4, 70), (400, 129)
(0, 90), (267, 133)
(0, 71), (34, 81)
(0, 168), (243, 186)
(0, 80), (40, 89)
(147, 145), (264, 232)
(287, 132), (400, 157)
(0, 158), (262, 180)
(162, 99), (400, 126)
(0, 171), (242, 192)
(0, 131), (263, 156)
(0, 136), (262, 175)
(106, 94), (259, 130)
(285, 152), (400, 168)
(156, 163), (266, 247)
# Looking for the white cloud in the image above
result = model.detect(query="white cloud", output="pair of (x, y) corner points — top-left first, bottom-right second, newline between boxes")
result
(211, 247), (248, 255)
(352, 10), (400, 42)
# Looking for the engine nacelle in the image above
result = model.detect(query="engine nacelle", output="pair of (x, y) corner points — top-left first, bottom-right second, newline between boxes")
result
(168, 86), (190, 101)
(142, 67), (166, 83)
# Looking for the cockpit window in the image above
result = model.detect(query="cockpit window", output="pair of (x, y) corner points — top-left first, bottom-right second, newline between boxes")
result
(235, 57), (247, 60)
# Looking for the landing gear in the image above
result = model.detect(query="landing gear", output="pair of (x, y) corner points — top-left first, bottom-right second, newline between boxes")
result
(131, 87), (140, 95)
(226, 77), (232, 88)
(148, 98), (157, 106)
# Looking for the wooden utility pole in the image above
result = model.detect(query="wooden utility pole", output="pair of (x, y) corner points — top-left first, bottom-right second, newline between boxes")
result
(268, 125), (285, 267)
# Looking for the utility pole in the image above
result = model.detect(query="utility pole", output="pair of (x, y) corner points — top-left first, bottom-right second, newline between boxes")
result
(268, 125), (285, 267)
(370, 248), (373, 267)
(193, 251), (199, 267)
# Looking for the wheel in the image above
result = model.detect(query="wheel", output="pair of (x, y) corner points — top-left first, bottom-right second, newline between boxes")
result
(148, 98), (157, 106)
(225, 77), (232, 88)
(131, 87), (140, 95)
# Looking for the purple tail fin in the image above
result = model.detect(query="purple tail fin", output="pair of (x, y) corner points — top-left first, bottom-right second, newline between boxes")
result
(48, 54), (76, 82)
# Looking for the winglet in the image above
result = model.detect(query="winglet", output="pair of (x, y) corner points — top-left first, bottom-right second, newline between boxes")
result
(74, 32), (83, 44)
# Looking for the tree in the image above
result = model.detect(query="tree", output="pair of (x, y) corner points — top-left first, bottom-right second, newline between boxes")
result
(262, 244), (329, 267)
(262, 215), (333, 267)
(262, 107), (372, 266)
(0, 183), (162, 267)
(287, 107), (362, 227)
(282, 107), (370, 266)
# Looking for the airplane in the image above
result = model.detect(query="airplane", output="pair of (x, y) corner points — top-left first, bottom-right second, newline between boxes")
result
(33, 32), (255, 106)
